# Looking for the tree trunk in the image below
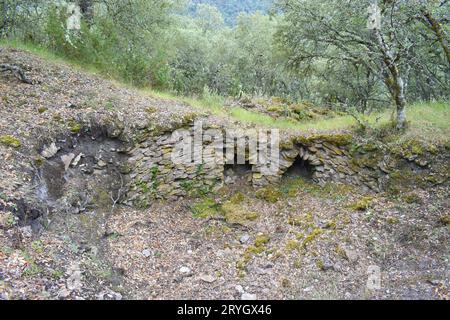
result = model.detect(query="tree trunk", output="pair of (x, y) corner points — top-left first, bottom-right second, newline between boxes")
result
(373, 27), (408, 129)
(392, 76), (407, 129)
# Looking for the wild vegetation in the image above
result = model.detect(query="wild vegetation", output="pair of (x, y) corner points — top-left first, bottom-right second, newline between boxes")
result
(1, 0), (448, 129)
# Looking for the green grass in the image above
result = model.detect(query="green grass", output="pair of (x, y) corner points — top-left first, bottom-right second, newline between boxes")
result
(230, 101), (449, 133)
(2, 40), (448, 139)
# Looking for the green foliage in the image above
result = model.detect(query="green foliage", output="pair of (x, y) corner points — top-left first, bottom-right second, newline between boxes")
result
(2, 0), (447, 120)
(276, 0), (449, 114)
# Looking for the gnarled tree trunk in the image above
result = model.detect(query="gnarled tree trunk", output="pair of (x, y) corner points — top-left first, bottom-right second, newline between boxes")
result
(373, 28), (408, 129)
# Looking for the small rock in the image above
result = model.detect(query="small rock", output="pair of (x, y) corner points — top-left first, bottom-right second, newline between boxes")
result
(255, 267), (272, 275)
(97, 160), (107, 168)
(199, 274), (216, 283)
(142, 249), (152, 258)
(61, 153), (75, 171)
(235, 285), (244, 294)
(81, 167), (94, 175)
(41, 143), (59, 159)
(428, 279), (444, 286)
(241, 293), (257, 300)
(71, 153), (83, 167)
(19, 226), (33, 238)
(240, 234), (250, 244)
(58, 288), (71, 299)
(97, 290), (123, 301)
(343, 247), (359, 263)
(416, 159), (429, 167)
(179, 266), (191, 274)
(303, 286), (314, 293)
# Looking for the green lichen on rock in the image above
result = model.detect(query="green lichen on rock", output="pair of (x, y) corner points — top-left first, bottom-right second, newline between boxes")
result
(256, 187), (282, 203)
(0, 135), (21, 148)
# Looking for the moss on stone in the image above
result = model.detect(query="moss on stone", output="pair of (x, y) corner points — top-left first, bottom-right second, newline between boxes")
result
(221, 201), (259, 224)
(267, 105), (285, 114)
(439, 215), (450, 226)
(335, 245), (346, 258)
(390, 138), (440, 160)
(285, 240), (300, 252)
(191, 198), (220, 218)
(279, 139), (295, 150)
(362, 143), (379, 152)
(145, 106), (157, 114)
(0, 135), (21, 148)
(288, 212), (314, 229)
(403, 192), (422, 204)
(316, 259), (325, 270)
(254, 234), (270, 247)
(238, 234), (270, 269)
(386, 217), (399, 225)
(34, 156), (45, 167)
(348, 196), (374, 211)
(310, 134), (353, 147)
(302, 228), (323, 248)
(68, 120), (82, 134)
(229, 192), (245, 204)
(256, 187), (282, 203)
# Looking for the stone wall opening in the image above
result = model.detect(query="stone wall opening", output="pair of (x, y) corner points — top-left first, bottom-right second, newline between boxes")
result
(283, 156), (314, 180)
(223, 154), (253, 185)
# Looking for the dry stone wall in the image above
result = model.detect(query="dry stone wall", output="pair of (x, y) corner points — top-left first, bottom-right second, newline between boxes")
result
(125, 124), (420, 205)
(34, 117), (448, 210)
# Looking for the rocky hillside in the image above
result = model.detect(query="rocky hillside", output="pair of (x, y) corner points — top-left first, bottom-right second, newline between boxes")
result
(0, 48), (448, 300)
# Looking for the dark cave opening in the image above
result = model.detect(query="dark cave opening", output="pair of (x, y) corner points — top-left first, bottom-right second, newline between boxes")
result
(223, 152), (253, 185)
(283, 156), (314, 180)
